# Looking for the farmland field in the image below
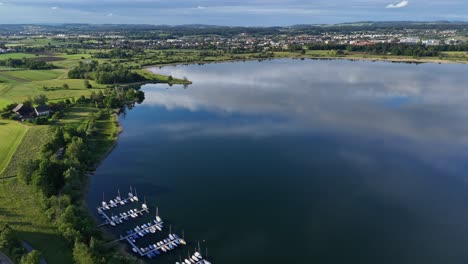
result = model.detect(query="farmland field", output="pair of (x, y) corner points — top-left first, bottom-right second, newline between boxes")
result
(0, 120), (28, 175)
(0, 53), (39, 59)
(1, 126), (52, 178)
(2, 69), (65, 82)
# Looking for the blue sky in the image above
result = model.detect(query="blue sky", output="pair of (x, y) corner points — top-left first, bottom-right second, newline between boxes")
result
(0, 0), (466, 25)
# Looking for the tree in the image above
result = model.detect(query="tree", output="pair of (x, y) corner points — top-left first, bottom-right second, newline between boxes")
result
(20, 250), (42, 264)
(0, 224), (24, 259)
(32, 94), (48, 105)
(84, 79), (92, 89)
(17, 159), (40, 184)
(65, 137), (87, 163)
(73, 242), (94, 264)
(62, 83), (70, 90)
(31, 159), (65, 197)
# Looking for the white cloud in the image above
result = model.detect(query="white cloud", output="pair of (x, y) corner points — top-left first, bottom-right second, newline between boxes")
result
(107, 12), (113, 16)
(0, 2), (4, 5)
(51, 6), (59, 10)
(386, 1), (409, 9)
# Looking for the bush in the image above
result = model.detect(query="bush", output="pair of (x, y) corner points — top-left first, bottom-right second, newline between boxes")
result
(20, 250), (42, 264)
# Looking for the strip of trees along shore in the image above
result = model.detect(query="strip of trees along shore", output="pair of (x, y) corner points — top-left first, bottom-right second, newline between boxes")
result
(11, 86), (145, 264)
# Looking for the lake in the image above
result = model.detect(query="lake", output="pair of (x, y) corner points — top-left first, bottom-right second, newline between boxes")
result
(87, 59), (468, 264)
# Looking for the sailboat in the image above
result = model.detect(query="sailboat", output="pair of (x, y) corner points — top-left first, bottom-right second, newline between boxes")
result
(156, 206), (162, 223)
(169, 225), (174, 240)
(128, 186), (134, 201)
(101, 193), (109, 209)
(180, 230), (187, 245)
(133, 188), (139, 202)
(118, 189), (125, 205)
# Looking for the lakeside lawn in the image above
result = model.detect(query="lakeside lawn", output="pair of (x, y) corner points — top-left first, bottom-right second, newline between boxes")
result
(0, 120), (28, 176)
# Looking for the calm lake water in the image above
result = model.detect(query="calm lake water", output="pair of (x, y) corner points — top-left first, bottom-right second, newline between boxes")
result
(87, 59), (468, 264)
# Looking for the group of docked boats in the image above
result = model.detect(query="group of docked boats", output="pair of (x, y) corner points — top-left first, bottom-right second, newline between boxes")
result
(97, 188), (149, 227)
(125, 218), (164, 243)
(96, 187), (213, 263)
(100, 188), (139, 210)
(136, 233), (187, 259)
(176, 251), (212, 264)
(106, 206), (148, 226)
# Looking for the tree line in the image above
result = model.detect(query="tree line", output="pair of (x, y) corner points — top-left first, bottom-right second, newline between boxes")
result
(68, 60), (146, 84)
(14, 87), (145, 264)
(0, 58), (55, 70)
(304, 43), (468, 57)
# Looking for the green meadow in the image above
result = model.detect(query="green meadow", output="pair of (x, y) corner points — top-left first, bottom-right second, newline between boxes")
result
(0, 120), (28, 176)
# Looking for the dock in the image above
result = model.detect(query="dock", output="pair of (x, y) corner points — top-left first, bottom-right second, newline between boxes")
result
(97, 204), (149, 227)
(98, 190), (139, 212)
(128, 234), (186, 258)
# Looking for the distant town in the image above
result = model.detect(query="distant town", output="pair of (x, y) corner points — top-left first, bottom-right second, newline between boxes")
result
(0, 22), (467, 54)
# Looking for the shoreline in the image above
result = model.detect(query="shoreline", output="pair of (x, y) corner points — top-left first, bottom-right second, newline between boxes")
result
(142, 54), (468, 72)
(86, 54), (468, 261)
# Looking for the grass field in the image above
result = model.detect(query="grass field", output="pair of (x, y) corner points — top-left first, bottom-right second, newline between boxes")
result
(0, 98), (13, 109)
(0, 179), (74, 264)
(1, 126), (52, 178)
(0, 121), (28, 175)
(0, 53), (39, 60)
(2, 69), (64, 82)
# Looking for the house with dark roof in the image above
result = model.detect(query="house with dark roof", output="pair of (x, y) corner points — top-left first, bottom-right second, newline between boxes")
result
(35, 105), (51, 116)
(12, 104), (34, 120)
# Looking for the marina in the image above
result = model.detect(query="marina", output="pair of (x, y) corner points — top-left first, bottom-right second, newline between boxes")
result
(95, 188), (210, 262)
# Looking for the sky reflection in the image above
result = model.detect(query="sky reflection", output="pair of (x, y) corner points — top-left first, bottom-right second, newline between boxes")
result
(145, 60), (468, 150)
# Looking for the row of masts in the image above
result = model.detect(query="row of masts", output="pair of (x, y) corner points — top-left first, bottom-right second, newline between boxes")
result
(97, 187), (212, 263)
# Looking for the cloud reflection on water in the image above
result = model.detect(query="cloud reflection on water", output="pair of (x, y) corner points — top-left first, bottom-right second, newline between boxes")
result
(143, 60), (468, 150)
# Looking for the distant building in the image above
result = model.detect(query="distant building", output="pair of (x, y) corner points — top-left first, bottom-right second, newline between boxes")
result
(12, 104), (34, 120)
(422, 39), (441, 46)
(350, 41), (376, 46)
(34, 105), (51, 116)
(400, 37), (421, 44)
